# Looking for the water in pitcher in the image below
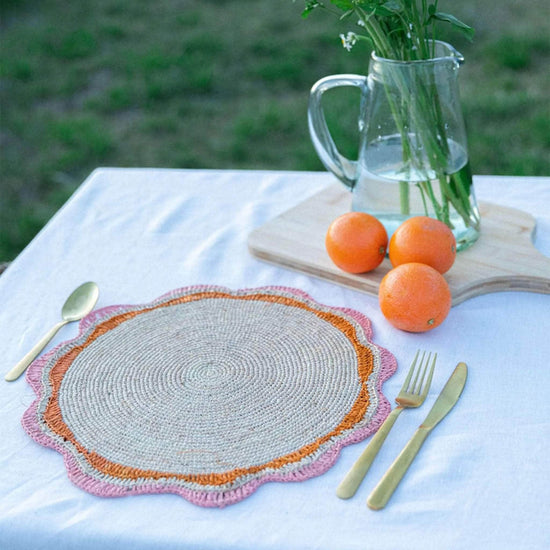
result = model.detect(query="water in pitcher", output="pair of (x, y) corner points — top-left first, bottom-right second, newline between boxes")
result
(352, 135), (479, 248)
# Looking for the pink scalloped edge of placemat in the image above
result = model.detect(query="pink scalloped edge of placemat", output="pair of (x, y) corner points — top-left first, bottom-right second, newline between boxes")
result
(22, 284), (396, 508)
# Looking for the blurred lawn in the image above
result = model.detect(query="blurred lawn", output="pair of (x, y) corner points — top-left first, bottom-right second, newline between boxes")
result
(1, 0), (549, 261)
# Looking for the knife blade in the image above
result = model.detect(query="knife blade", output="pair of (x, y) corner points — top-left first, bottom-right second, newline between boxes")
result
(367, 362), (468, 510)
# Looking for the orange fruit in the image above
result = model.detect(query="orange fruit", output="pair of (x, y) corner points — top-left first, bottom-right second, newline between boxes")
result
(325, 212), (388, 274)
(378, 262), (452, 332)
(389, 216), (456, 274)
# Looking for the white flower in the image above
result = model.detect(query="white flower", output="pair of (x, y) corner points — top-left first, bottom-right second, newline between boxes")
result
(340, 32), (358, 52)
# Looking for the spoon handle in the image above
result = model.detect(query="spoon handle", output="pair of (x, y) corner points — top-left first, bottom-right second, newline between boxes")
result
(5, 320), (68, 382)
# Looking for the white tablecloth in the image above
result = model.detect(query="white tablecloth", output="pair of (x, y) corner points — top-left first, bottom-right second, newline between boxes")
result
(1, 169), (549, 550)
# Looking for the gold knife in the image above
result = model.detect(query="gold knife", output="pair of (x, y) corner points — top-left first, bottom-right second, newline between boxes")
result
(367, 362), (468, 510)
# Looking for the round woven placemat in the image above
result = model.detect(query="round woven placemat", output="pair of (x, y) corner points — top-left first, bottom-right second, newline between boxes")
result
(23, 285), (396, 507)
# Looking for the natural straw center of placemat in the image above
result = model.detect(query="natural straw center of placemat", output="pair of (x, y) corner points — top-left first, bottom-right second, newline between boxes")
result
(23, 286), (396, 507)
(59, 297), (359, 474)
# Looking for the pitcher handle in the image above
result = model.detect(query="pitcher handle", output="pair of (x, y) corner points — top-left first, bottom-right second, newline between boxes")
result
(308, 74), (368, 190)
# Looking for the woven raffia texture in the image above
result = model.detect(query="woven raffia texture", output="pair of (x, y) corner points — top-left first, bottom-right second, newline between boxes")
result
(23, 285), (396, 507)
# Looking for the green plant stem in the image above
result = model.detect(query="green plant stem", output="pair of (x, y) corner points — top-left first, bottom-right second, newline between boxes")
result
(356, 8), (394, 58)
(371, 49), (476, 227)
(399, 181), (410, 215)
(355, 8), (418, 217)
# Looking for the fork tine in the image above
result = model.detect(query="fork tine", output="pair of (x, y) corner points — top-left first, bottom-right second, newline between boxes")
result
(403, 350), (420, 391)
(411, 350), (428, 393)
(419, 352), (437, 398)
(413, 351), (432, 394)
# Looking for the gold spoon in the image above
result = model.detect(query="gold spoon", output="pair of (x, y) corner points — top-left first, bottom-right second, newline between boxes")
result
(5, 282), (99, 382)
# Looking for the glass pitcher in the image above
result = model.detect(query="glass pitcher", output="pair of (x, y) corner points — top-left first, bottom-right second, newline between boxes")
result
(308, 41), (480, 250)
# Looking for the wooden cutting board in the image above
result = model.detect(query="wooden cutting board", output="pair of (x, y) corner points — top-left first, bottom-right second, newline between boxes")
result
(248, 183), (550, 306)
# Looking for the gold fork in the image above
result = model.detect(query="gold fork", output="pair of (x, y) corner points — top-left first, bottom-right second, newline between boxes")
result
(336, 350), (437, 499)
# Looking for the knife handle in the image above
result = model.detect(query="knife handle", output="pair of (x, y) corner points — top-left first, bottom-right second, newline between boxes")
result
(336, 406), (403, 499)
(367, 426), (430, 510)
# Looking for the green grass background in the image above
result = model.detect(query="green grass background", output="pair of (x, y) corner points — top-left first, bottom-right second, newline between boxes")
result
(1, 0), (549, 261)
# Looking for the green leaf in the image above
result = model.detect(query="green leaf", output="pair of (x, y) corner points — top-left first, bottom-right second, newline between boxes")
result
(433, 12), (475, 40)
(374, 8), (394, 17)
(383, 0), (403, 12)
(329, 0), (355, 10)
(339, 9), (354, 20)
(301, 0), (322, 18)
(373, 1), (403, 18)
